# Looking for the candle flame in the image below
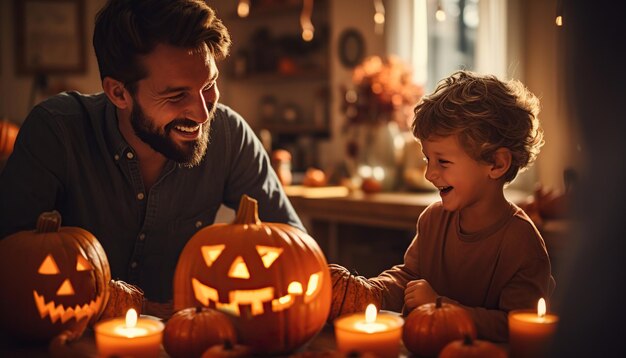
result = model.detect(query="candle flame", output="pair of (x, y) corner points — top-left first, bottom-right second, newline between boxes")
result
(537, 298), (546, 318)
(365, 304), (377, 323)
(125, 308), (138, 328)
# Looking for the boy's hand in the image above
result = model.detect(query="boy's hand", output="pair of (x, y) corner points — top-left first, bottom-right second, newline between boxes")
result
(404, 279), (438, 311)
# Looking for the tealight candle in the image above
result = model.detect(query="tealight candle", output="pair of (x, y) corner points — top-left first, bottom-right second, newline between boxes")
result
(95, 308), (164, 358)
(334, 304), (404, 358)
(508, 298), (559, 358)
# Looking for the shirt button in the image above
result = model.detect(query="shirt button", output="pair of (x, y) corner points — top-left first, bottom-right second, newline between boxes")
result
(131, 261), (138, 269)
(139, 233), (146, 241)
(137, 193), (145, 200)
(195, 220), (203, 228)
(126, 152), (134, 159)
(114, 154), (120, 161)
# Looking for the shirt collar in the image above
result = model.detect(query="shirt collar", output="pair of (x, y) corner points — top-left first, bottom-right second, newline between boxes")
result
(103, 95), (130, 159)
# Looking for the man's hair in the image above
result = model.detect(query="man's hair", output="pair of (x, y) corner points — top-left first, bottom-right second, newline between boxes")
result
(411, 70), (544, 183)
(93, 0), (231, 92)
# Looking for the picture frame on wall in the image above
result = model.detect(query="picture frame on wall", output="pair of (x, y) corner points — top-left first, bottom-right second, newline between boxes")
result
(14, 0), (86, 75)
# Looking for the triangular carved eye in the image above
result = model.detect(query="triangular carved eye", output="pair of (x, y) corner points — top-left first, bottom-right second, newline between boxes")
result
(256, 246), (283, 268)
(200, 245), (225, 267)
(38, 254), (60, 275)
(228, 256), (250, 279)
(76, 255), (93, 271)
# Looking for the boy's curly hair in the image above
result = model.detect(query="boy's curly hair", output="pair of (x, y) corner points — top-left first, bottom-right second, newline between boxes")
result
(411, 70), (544, 183)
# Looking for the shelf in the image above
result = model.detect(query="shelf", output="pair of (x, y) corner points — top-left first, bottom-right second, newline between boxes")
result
(260, 122), (329, 137)
(230, 69), (329, 84)
(227, 0), (328, 21)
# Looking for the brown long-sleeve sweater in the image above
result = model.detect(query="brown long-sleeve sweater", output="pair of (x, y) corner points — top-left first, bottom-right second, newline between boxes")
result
(331, 201), (555, 342)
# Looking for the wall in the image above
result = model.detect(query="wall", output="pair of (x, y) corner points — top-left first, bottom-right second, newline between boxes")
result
(0, 0), (106, 122)
(0, 0), (572, 191)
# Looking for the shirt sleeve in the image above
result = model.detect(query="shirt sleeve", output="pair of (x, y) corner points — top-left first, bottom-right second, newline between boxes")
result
(0, 106), (67, 238)
(219, 107), (304, 232)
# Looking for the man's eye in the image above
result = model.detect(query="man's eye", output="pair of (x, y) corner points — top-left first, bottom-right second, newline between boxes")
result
(168, 93), (186, 102)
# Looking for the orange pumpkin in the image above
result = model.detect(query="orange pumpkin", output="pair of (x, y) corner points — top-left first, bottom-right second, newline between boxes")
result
(201, 340), (251, 358)
(402, 297), (477, 357)
(0, 118), (19, 160)
(0, 211), (111, 343)
(173, 195), (332, 355)
(163, 306), (237, 358)
(439, 335), (507, 358)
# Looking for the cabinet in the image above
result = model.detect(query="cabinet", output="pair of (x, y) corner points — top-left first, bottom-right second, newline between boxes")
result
(218, 0), (331, 172)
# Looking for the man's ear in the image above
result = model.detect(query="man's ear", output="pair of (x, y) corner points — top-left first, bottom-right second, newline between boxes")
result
(489, 147), (512, 180)
(102, 77), (131, 109)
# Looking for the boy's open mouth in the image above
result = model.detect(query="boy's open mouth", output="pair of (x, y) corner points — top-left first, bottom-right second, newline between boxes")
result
(438, 186), (453, 194)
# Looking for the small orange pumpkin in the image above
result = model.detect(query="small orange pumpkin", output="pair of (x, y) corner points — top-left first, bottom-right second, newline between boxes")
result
(163, 306), (237, 358)
(402, 297), (477, 357)
(173, 195), (332, 355)
(0, 118), (19, 160)
(0, 211), (111, 343)
(439, 335), (507, 358)
(201, 340), (251, 358)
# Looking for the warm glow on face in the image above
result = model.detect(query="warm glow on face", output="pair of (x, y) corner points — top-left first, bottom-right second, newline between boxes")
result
(537, 298), (546, 318)
(365, 304), (377, 323)
(32, 252), (104, 324)
(38, 254), (60, 274)
(256, 246), (283, 268)
(191, 271), (324, 317)
(56, 279), (75, 296)
(76, 255), (93, 271)
(229, 256), (251, 279)
(201, 245), (225, 267)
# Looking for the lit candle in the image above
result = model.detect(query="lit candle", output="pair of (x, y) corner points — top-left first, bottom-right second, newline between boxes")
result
(95, 308), (164, 358)
(508, 298), (559, 358)
(334, 304), (404, 358)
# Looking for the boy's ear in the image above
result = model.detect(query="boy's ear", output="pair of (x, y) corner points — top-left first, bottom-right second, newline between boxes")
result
(102, 77), (131, 110)
(489, 147), (512, 180)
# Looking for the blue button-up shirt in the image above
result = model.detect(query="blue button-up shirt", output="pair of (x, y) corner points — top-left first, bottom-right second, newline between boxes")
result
(0, 92), (303, 302)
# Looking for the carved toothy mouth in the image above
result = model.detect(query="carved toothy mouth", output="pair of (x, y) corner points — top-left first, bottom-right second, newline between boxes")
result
(33, 290), (104, 324)
(191, 271), (323, 317)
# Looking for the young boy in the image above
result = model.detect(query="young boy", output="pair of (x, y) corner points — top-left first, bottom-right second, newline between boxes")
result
(328, 70), (555, 342)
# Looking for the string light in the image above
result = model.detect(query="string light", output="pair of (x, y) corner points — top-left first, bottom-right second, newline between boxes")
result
(301, 0), (315, 42)
(373, 0), (385, 34)
(237, 0), (250, 18)
(435, 0), (446, 22)
(555, 0), (563, 26)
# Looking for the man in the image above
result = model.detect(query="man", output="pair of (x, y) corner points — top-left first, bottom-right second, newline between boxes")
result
(0, 0), (303, 316)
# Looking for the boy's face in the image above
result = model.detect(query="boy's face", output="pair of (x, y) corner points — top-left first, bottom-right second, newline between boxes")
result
(129, 44), (219, 167)
(421, 134), (494, 212)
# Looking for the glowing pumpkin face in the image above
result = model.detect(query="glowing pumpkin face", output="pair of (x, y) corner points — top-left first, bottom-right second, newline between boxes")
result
(0, 211), (110, 342)
(174, 195), (331, 355)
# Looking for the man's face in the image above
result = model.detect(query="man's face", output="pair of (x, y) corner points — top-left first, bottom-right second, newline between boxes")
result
(130, 44), (220, 167)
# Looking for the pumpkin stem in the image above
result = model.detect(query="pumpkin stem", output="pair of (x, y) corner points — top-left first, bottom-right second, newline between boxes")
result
(435, 296), (443, 308)
(463, 334), (474, 346)
(233, 195), (261, 225)
(36, 211), (62, 233)
(195, 306), (202, 314)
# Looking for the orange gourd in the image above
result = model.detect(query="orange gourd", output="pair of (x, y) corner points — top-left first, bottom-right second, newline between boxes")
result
(402, 297), (477, 357)
(0, 118), (19, 160)
(173, 195), (331, 355)
(163, 306), (237, 358)
(439, 335), (507, 358)
(0, 211), (111, 343)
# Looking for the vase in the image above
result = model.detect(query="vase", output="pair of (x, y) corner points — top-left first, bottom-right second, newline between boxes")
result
(354, 120), (405, 191)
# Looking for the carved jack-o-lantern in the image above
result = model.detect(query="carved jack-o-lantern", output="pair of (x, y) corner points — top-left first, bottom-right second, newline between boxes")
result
(0, 211), (111, 342)
(174, 195), (331, 355)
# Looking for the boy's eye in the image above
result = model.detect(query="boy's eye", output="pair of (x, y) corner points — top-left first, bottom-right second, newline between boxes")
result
(438, 159), (451, 166)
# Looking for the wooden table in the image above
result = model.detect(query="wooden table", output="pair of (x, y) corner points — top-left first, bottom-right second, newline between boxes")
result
(0, 322), (411, 357)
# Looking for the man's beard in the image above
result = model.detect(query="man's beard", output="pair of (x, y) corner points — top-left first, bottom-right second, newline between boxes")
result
(130, 100), (214, 168)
